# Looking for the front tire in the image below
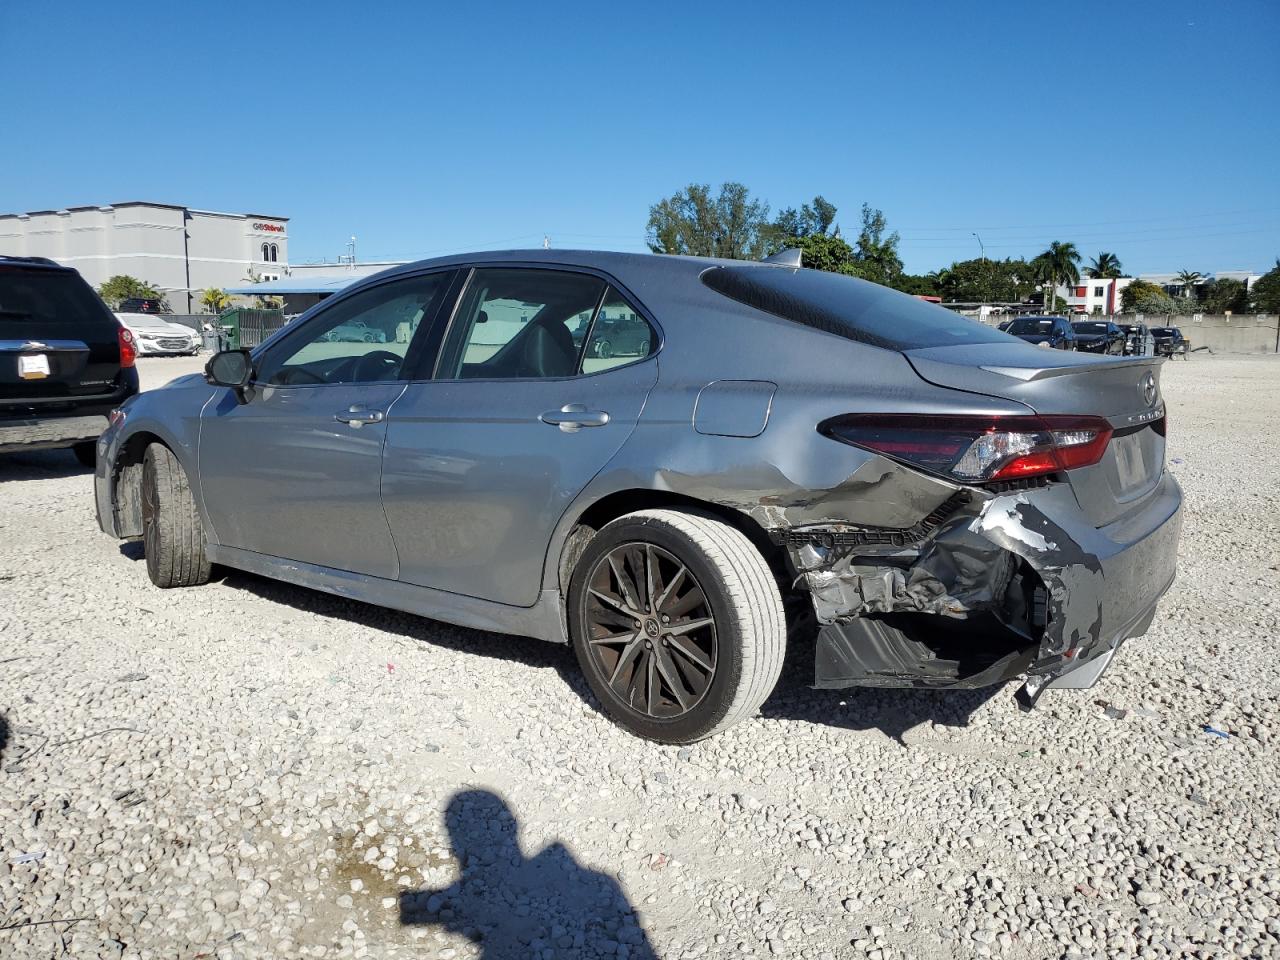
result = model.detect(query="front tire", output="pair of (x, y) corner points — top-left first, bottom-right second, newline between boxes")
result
(568, 509), (785, 743)
(141, 444), (212, 588)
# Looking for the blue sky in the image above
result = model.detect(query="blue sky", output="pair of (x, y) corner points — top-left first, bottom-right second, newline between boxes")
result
(2, 0), (1276, 274)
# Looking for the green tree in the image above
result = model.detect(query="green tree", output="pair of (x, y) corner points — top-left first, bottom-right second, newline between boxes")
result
(891, 273), (941, 297)
(1249, 260), (1280, 314)
(934, 257), (1038, 303)
(97, 275), (165, 310)
(199, 287), (233, 314)
(771, 196), (838, 242)
(1198, 278), (1248, 314)
(1031, 241), (1082, 312)
(851, 204), (903, 286)
(1121, 279), (1179, 314)
(646, 182), (772, 260)
(1087, 252), (1123, 278)
(1174, 270), (1203, 299)
(785, 233), (858, 273)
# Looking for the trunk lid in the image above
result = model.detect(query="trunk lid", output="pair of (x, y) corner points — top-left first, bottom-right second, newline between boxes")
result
(0, 262), (124, 405)
(906, 342), (1167, 527)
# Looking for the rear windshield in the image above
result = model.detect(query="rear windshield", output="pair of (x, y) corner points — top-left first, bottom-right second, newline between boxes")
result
(0, 266), (115, 326)
(1007, 318), (1057, 334)
(1072, 322), (1109, 333)
(1151, 328), (1179, 336)
(700, 265), (1006, 350)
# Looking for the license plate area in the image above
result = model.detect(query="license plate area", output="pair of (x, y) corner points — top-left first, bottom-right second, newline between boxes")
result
(18, 353), (51, 379)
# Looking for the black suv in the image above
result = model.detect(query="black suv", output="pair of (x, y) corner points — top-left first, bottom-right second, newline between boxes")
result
(1, 256), (139, 466)
(1004, 315), (1077, 350)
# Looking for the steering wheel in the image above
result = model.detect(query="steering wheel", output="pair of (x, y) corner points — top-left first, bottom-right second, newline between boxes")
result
(351, 350), (403, 382)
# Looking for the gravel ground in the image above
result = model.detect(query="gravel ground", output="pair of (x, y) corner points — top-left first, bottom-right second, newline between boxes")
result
(2, 354), (1278, 960)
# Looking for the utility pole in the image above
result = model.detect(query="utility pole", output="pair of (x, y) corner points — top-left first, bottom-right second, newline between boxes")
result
(973, 232), (988, 303)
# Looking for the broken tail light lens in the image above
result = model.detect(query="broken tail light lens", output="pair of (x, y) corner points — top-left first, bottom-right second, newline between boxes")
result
(118, 325), (137, 368)
(820, 414), (1113, 483)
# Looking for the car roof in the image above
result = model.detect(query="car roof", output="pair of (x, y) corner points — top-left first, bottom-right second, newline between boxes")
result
(0, 254), (74, 273)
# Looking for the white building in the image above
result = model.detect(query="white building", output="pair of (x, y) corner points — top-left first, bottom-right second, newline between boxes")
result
(0, 201), (289, 312)
(1060, 277), (1133, 315)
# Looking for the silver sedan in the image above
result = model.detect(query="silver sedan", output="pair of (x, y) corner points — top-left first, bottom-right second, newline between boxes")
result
(94, 250), (1182, 742)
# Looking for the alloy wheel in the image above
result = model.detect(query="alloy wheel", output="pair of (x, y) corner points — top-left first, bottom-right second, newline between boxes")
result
(583, 542), (717, 719)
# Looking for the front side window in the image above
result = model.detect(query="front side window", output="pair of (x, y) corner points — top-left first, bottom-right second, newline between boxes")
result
(582, 286), (655, 372)
(437, 268), (607, 380)
(255, 272), (449, 386)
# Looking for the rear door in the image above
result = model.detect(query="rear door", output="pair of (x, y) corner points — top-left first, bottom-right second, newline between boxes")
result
(0, 262), (124, 408)
(380, 266), (659, 606)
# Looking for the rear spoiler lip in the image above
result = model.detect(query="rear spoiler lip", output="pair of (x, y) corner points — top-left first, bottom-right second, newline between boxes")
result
(975, 355), (1164, 383)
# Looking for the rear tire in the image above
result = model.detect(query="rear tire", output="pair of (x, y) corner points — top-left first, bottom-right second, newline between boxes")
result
(141, 444), (212, 588)
(72, 441), (97, 469)
(568, 509), (785, 743)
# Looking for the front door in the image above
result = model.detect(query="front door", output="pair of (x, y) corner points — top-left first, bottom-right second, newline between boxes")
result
(198, 271), (453, 578)
(381, 267), (659, 606)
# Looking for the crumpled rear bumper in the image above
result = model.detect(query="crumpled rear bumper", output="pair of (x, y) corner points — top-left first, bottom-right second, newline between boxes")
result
(782, 471), (1182, 703)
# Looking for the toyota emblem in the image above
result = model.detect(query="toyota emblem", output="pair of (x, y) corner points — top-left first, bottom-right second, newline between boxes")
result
(1141, 372), (1157, 407)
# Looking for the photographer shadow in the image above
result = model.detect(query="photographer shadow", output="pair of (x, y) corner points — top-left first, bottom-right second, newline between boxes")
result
(400, 790), (657, 959)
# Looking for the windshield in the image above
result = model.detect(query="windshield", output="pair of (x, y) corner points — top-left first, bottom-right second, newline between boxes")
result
(1151, 328), (1178, 336)
(1006, 318), (1056, 334)
(1072, 322), (1109, 333)
(700, 265), (1006, 350)
(0, 266), (115, 325)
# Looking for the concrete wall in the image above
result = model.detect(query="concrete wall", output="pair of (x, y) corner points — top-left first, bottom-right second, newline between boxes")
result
(1116, 313), (1279, 353)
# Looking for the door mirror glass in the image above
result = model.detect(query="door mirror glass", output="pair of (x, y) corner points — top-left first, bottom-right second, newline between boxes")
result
(205, 349), (253, 388)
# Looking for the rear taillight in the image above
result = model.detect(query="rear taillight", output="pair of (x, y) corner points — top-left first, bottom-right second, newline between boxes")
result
(820, 414), (1113, 483)
(118, 326), (137, 367)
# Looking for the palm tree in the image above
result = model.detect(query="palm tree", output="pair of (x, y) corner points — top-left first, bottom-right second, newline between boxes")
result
(200, 287), (233, 315)
(1031, 241), (1082, 313)
(1087, 251), (1123, 278)
(1174, 269), (1203, 299)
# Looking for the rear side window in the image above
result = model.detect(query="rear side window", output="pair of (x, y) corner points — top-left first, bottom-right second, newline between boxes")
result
(701, 265), (1007, 350)
(0, 267), (115, 327)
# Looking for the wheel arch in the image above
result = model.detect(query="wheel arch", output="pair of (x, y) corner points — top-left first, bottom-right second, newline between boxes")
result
(109, 426), (201, 539)
(551, 487), (791, 600)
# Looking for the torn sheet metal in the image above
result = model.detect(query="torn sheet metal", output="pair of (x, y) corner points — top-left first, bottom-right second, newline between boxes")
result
(971, 489), (1105, 660)
(800, 521), (1016, 623)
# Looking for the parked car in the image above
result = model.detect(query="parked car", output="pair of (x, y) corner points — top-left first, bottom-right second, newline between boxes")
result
(1070, 320), (1126, 355)
(1, 255), (139, 466)
(115, 312), (200, 356)
(1151, 326), (1190, 360)
(585, 313), (652, 359)
(323, 319), (387, 343)
(1004, 315), (1077, 350)
(94, 251), (1181, 742)
(1119, 322), (1153, 356)
(117, 296), (166, 314)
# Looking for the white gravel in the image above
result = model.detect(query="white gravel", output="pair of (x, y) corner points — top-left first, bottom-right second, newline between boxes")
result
(2, 354), (1278, 959)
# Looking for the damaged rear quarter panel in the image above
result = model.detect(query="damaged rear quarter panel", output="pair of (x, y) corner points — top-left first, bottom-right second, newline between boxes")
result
(540, 330), (1033, 591)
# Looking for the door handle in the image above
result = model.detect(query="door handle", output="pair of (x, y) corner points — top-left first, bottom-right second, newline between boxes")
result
(334, 406), (385, 427)
(539, 403), (610, 432)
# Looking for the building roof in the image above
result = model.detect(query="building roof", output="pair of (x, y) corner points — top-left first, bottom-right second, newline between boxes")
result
(0, 201), (288, 221)
(225, 275), (361, 295)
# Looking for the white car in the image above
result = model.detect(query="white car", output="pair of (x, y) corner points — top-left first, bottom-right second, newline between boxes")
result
(115, 313), (200, 356)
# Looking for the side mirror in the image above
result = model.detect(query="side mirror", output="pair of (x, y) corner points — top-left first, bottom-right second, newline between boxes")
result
(205, 349), (254, 402)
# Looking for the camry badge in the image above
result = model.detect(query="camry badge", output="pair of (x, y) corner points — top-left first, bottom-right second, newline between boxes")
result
(1141, 372), (1157, 407)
